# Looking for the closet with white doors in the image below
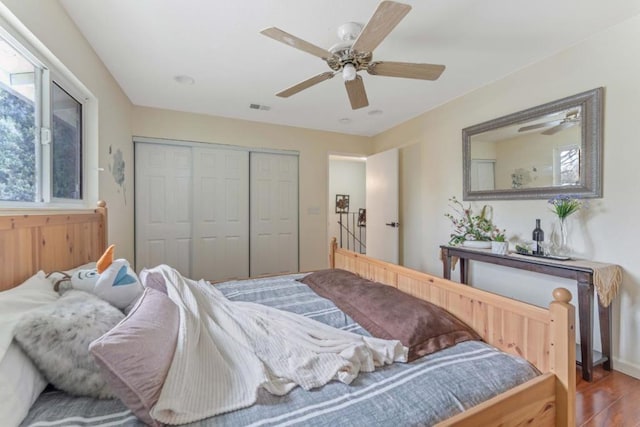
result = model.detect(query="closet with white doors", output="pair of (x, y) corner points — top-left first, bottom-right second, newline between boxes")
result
(134, 138), (298, 281)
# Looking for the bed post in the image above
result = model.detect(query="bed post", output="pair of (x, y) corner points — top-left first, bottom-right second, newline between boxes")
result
(549, 288), (576, 427)
(96, 200), (108, 252)
(329, 237), (337, 269)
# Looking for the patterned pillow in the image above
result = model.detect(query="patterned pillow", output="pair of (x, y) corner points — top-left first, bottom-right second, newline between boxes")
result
(13, 290), (124, 399)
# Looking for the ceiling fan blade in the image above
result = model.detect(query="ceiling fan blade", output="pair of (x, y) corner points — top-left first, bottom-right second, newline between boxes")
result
(518, 119), (563, 133)
(542, 121), (575, 135)
(351, 1), (411, 53)
(276, 72), (335, 98)
(260, 27), (334, 59)
(566, 108), (581, 118)
(367, 61), (445, 80)
(345, 75), (369, 110)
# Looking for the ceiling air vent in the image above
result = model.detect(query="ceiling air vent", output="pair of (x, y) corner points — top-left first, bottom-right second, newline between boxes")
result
(249, 103), (271, 111)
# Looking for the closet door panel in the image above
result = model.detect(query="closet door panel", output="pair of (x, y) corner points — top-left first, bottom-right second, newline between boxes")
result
(136, 140), (295, 281)
(192, 147), (249, 280)
(250, 152), (298, 276)
(135, 143), (192, 276)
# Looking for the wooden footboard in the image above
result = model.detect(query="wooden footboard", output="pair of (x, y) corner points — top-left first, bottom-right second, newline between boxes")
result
(329, 238), (575, 427)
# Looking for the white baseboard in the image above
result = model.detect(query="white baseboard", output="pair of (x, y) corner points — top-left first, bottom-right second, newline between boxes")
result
(613, 357), (640, 379)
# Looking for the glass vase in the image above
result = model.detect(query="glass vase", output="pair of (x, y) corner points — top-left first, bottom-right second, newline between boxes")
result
(556, 217), (570, 256)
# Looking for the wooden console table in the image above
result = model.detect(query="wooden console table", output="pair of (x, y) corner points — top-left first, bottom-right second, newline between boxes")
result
(440, 244), (614, 382)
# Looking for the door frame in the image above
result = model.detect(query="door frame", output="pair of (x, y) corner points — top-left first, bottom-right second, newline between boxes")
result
(327, 152), (368, 256)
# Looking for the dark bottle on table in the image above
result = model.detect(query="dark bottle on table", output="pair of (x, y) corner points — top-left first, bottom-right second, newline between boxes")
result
(532, 219), (544, 255)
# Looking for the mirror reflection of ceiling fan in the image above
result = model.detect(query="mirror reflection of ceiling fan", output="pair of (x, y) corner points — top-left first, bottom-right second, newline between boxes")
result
(260, 1), (445, 110)
(518, 109), (581, 135)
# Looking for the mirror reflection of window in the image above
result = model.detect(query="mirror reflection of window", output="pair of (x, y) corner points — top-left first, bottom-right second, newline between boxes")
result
(553, 145), (580, 186)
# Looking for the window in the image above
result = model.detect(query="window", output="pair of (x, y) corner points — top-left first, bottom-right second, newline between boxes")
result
(0, 37), (37, 202)
(52, 82), (82, 200)
(553, 144), (580, 186)
(0, 30), (84, 205)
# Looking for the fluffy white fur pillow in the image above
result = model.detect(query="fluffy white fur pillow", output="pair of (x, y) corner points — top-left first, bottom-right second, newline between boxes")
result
(13, 289), (124, 399)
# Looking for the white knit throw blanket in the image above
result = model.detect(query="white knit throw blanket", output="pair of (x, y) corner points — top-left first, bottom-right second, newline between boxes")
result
(148, 266), (407, 425)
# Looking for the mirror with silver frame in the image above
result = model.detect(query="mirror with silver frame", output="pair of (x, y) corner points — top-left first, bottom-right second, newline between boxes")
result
(462, 87), (603, 200)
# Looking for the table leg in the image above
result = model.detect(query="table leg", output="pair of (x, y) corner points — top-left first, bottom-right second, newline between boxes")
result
(598, 299), (612, 371)
(443, 250), (452, 280)
(460, 258), (469, 284)
(577, 277), (594, 381)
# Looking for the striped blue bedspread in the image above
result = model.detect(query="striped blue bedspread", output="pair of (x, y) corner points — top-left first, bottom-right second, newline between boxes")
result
(22, 274), (539, 427)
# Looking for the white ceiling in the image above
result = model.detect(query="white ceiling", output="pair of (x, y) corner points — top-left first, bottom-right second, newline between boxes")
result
(60, 0), (640, 137)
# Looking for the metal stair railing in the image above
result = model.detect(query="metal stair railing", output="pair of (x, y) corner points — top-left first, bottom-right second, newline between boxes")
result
(337, 212), (366, 254)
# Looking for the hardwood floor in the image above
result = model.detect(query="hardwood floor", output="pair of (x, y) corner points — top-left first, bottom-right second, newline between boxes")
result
(577, 366), (640, 426)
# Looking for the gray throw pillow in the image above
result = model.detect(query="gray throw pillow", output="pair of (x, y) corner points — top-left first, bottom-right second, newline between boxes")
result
(14, 289), (124, 399)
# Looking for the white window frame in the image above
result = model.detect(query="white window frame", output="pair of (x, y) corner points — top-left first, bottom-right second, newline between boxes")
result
(49, 72), (87, 205)
(0, 13), (94, 209)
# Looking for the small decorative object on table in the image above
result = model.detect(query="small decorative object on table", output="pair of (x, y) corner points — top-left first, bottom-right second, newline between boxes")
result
(491, 230), (509, 255)
(548, 195), (583, 256)
(532, 219), (544, 255)
(445, 196), (500, 249)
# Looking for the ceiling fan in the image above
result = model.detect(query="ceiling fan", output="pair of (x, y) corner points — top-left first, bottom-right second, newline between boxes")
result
(518, 109), (581, 135)
(260, 1), (445, 110)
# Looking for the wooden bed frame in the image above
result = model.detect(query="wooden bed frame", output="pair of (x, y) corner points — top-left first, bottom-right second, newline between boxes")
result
(0, 204), (574, 426)
(329, 238), (576, 427)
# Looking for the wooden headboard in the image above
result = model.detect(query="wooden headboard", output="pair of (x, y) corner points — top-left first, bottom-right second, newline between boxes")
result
(0, 201), (108, 291)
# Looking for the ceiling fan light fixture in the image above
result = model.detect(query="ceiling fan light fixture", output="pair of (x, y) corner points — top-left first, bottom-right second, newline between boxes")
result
(342, 63), (357, 81)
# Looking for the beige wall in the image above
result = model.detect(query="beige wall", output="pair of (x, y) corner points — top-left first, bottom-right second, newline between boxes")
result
(132, 107), (371, 271)
(372, 15), (640, 378)
(1, 0), (135, 260)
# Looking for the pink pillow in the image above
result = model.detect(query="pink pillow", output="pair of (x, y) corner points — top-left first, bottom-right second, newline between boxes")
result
(90, 287), (179, 426)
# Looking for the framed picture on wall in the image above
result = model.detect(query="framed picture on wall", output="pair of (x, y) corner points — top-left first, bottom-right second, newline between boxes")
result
(335, 194), (349, 213)
(358, 208), (366, 227)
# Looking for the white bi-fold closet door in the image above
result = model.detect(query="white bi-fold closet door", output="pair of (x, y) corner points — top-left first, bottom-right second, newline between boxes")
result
(135, 139), (298, 281)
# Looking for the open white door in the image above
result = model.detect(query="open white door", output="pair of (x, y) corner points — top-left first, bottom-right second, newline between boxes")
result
(366, 148), (399, 263)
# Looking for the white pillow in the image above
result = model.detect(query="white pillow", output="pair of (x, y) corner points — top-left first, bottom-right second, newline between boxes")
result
(0, 272), (58, 427)
(0, 271), (59, 361)
(0, 342), (47, 427)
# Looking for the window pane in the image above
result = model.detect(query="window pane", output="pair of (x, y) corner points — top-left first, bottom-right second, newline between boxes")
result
(0, 39), (37, 202)
(559, 146), (580, 185)
(52, 81), (82, 199)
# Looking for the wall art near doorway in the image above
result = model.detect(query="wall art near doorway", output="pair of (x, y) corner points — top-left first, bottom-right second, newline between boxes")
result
(335, 194), (350, 213)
